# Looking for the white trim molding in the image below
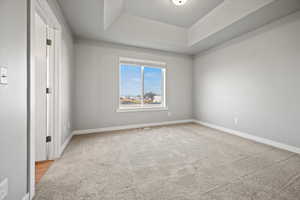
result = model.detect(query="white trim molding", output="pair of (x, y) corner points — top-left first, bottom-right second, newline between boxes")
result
(60, 133), (74, 156)
(73, 119), (194, 135)
(22, 193), (30, 200)
(117, 107), (168, 113)
(119, 57), (167, 68)
(70, 119), (300, 155)
(193, 120), (300, 155)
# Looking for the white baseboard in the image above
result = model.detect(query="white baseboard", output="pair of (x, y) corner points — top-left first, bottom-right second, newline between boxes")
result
(22, 193), (29, 200)
(193, 120), (300, 154)
(72, 119), (300, 154)
(60, 133), (73, 156)
(72, 119), (194, 135)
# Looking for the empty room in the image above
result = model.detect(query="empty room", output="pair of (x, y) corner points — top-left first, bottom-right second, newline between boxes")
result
(1, 0), (300, 199)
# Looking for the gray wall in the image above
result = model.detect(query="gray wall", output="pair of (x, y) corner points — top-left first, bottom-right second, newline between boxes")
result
(73, 40), (193, 130)
(0, 0), (28, 199)
(193, 11), (300, 148)
(60, 36), (74, 144)
(47, 0), (75, 145)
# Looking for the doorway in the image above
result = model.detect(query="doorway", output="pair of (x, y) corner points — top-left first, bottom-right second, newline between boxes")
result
(29, 0), (63, 198)
(33, 12), (56, 187)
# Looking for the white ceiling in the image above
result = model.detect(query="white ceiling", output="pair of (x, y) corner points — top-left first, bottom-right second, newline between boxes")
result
(124, 0), (224, 28)
(57, 0), (300, 55)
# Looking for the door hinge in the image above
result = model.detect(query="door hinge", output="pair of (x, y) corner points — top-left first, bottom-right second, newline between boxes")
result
(46, 136), (52, 143)
(46, 39), (52, 46)
(46, 87), (51, 94)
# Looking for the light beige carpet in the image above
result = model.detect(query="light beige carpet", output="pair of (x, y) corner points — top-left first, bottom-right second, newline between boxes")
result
(34, 123), (300, 200)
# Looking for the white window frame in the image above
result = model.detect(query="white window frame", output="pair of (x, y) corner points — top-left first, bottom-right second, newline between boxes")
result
(117, 57), (167, 112)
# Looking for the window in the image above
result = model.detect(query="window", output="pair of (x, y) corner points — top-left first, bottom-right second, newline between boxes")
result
(119, 57), (166, 111)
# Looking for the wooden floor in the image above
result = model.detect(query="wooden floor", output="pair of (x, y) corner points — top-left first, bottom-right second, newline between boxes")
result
(35, 160), (54, 184)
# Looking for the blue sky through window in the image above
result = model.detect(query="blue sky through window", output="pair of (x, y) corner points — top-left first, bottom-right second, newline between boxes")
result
(144, 67), (162, 95)
(120, 64), (162, 96)
(120, 65), (141, 97)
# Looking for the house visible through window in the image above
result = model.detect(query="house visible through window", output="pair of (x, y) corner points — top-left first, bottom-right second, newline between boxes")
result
(119, 58), (166, 111)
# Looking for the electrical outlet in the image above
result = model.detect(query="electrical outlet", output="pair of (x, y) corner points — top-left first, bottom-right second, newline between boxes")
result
(0, 67), (8, 85)
(234, 117), (239, 125)
(0, 178), (8, 200)
(168, 112), (172, 117)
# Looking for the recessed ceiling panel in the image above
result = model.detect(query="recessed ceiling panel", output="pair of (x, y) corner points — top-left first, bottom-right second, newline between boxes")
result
(125, 0), (224, 27)
(57, 0), (300, 55)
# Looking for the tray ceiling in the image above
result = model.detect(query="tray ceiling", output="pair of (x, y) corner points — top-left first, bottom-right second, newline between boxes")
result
(124, 0), (224, 28)
(57, 0), (300, 55)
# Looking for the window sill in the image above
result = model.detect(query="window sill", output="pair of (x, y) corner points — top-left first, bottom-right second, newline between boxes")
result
(117, 107), (168, 113)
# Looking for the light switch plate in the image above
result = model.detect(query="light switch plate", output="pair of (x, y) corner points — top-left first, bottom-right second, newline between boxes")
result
(0, 67), (8, 85)
(0, 178), (8, 200)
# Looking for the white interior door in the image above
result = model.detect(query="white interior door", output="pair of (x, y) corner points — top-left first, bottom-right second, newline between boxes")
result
(35, 13), (48, 161)
(46, 25), (55, 159)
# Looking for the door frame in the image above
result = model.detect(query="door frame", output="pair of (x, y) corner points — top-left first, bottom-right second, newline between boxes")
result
(29, 0), (62, 198)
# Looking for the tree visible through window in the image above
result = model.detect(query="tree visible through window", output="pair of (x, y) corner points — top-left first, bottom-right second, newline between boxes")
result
(119, 60), (166, 110)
